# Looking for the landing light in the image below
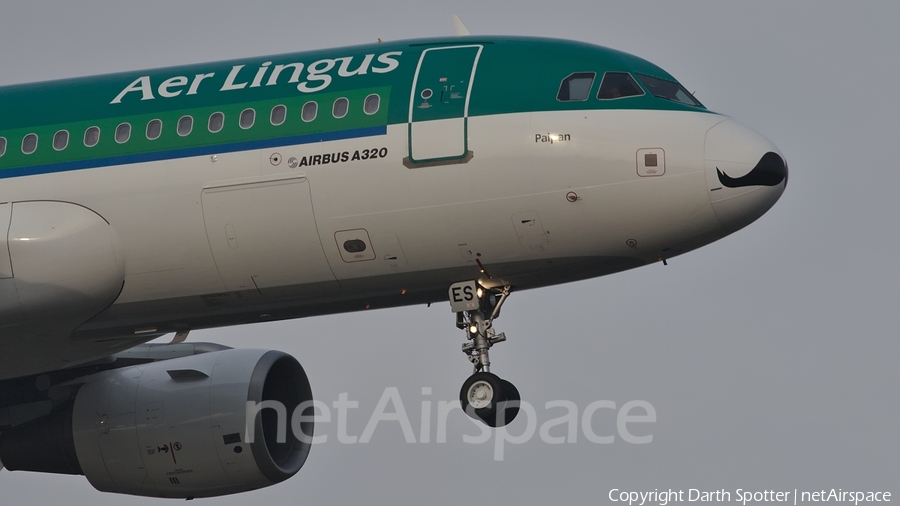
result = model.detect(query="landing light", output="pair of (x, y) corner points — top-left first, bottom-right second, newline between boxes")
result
(476, 288), (483, 299)
(469, 324), (478, 334)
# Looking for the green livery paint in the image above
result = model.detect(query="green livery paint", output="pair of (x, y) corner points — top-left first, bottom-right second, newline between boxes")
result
(0, 36), (710, 177)
(0, 87), (390, 176)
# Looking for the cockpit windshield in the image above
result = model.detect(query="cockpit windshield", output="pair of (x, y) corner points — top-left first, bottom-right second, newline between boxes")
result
(557, 72), (596, 101)
(597, 72), (644, 100)
(636, 74), (704, 108)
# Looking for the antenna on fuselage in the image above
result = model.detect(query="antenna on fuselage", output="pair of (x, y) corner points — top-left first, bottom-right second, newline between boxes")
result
(453, 14), (471, 36)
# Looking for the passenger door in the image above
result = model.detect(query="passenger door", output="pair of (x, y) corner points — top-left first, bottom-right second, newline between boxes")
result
(407, 45), (482, 165)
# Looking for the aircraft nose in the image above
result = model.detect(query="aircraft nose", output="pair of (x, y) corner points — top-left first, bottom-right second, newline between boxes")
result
(705, 119), (787, 233)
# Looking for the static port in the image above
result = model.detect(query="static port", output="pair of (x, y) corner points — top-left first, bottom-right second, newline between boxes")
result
(343, 239), (367, 253)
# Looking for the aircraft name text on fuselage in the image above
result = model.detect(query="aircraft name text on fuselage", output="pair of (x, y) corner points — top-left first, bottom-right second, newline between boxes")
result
(535, 133), (571, 144)
(287, 147), (389, 168)
(110, 51), (403, 104)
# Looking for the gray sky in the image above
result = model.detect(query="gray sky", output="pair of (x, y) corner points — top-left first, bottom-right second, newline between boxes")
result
(1, 1), (897, 504)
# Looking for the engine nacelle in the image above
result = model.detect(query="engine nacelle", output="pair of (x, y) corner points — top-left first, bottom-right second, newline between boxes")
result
(0, 348), (314, 499)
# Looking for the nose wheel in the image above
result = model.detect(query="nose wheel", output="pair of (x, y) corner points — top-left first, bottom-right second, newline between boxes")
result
(460, 372), (520, 427)
(450, 282), (520, 427)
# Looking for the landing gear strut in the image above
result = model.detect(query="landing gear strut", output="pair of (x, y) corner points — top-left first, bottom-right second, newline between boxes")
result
(451, 283), (520, 427)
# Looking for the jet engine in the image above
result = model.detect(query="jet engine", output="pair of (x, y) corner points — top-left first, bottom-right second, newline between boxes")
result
(0, 348), (314, 499)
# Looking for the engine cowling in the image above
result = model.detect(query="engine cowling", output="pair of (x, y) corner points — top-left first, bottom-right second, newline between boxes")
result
(0, 348), (314, 499)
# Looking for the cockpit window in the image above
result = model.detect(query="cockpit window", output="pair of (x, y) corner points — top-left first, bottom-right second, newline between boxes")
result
(636, 74), (704, 107)
(597, 72), (645, 100)
(557, 72), (596, 101)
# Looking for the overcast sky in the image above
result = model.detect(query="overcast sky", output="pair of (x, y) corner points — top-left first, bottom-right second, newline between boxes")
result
(1, 1), (897, 504)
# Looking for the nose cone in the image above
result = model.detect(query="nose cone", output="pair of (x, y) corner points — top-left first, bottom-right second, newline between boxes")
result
(705, 119), (787, 233)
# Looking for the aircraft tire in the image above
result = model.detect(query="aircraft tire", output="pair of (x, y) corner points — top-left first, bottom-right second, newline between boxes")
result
(497, 379), (520, 427)
(459, 373), (521, 427)
(460, 372), (505, 425)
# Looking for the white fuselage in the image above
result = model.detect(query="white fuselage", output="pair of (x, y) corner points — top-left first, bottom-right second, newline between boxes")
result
(0, 108), (778, 378)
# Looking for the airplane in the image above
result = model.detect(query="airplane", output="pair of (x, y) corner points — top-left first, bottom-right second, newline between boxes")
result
(0, 22), (787, 499)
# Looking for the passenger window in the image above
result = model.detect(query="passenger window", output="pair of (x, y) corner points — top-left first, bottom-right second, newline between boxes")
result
(364, 94), (380, 115)
(301, 101), (317, 122)
(22, 134), (38, 154)
(84, 127), (100, 147)
(557, 72), (595, 101)
(240, 108), (256, 129)
(115, 123), (131, 144)
(0, 137), (6, 157)
(53, 130), (69, 151)
(271, 105), (287, 126)
(597, 72), (645, 100)
(178, 116), (194, 136)
(208, 112), (224, 133)
(332, 98), (349, 119)
(635, 74), (704, 108)
(146, 119), (162, 140)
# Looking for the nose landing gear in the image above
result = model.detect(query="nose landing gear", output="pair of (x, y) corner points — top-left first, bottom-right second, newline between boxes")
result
(451, 282), (520, 427)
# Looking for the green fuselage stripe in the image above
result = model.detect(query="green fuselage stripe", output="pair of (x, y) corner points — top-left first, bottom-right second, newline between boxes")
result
(0, 87), (390, 174)
(0, 36), (714, 178)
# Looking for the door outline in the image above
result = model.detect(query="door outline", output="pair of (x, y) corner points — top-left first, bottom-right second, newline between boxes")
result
(405, 45), (483, 167)
(200, 174), (338, 294)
